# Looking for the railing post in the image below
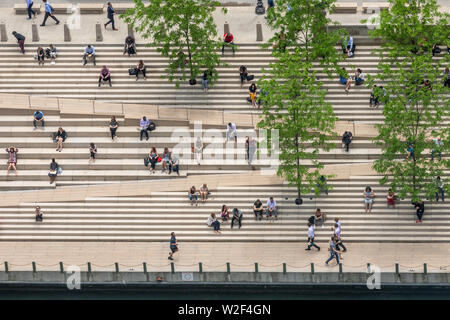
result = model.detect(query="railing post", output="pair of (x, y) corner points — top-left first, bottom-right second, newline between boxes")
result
(4, 262), (8, 273)
(310, 263), (315, 275)
(115, 262), (119, 273)
(423, 263), (427, 275)
(170, 262), (175, 274)
(198, 262), (203, 273)
(395, 263), (399, 275)
(32, 261), (37, 273)
(282, 263), (287, 274)
(367, 263), (371, 273)
(143, 262), (148, 274)
(59, 262), (64, 273)
(226, 262), (231, 274)
(254, 263), (258, 273)
(87, 262), (92, 274)
(339, 263), (343, 274)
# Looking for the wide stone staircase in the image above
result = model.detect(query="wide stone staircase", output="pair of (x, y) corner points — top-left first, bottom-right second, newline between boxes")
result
(1, 43), (447, 122)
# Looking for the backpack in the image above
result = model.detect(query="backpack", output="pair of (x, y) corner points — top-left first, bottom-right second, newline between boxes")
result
(308, 216), (315, 224)
(128, 67), (138, 76)
(147, 122), (156, 132)
(255, 0), (265, 14)
(144, 156), (150, 167)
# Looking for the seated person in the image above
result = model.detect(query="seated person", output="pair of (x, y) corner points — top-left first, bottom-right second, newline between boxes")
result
(46, 44), (57, 64)
(136, 60), (146, 81)
(207, 213), (216, 227)
(35, 206), (43, 222)
(342, 35), (355, 57)
(248, 83), (257, 107)
(33, 110), (45, 130)
(200, 184), (209, 203)
(221, 32), (235, 55)
(314, 208), (326, 227)
(253, 199), (264, 220)
(98, 66), (112, 87)
(212, 218), (221, 234)
(265, 197), (278, 220)
(221, 204), (230, 222)
(231, 208), (243, 229)
(161, 147), (171, 173)
(124, 35), (136, 56)
(387, 189), (396, 208)
(83, 45), (96, 66)
(48, 158), (59, 184)
(189, 186), (198, 206)
(239, 65), (248, 87)
(5, 146), (18, 176)
(54, 127), (67, 152)
(432, 44), (441, 56)
(342, 131), (353, 152)
(354, 68), (364, 85)
(37, 47), (45, 66)
(339, 67), (351, 93)
(369, 85), (385, 108)
(170, 155), (179, 176)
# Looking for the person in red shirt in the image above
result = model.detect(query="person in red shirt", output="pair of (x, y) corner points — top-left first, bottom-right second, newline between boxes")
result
(222, 32), (235, 55)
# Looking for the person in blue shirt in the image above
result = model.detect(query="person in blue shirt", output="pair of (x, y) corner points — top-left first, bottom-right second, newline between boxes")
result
(83, 45), (96, 66)
(40, 0), (60, 27)
(168, 232), (178, 260)
(339, 67), (351, 93)
(342, 35), (355, 57)
(325, 236), (340, 265)
(26, 0), (36, 20)
(33, 110), (44, 130)
(104, 2), (118, 31)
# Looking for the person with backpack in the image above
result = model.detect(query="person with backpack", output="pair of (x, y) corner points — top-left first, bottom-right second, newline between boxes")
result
(104, 2), (118, 31)
(40, 0), (60, 27)
(239, 65), (248, 87)
(12, 31), (26, 54)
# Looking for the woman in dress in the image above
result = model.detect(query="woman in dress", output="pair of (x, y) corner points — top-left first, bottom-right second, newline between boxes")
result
(5, 146), (18, 175)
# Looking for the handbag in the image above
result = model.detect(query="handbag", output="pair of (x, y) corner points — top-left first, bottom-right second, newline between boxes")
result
(57, 167), (62, 174)
(157, 157), (162, 163)
(246, 74), (255, 81)
(144, 156), (150, 167)
(147, 122), (156, 131)
(128, 67), (138, 76)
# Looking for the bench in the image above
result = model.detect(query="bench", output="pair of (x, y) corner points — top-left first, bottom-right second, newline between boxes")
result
(51, 4), (74, 14)
(362, 2), (390, 14)
(79, 4), (105, 14)
(14, 4), (42, 15)
(113, 3), (135, 14)
(333, 2), (358, 14)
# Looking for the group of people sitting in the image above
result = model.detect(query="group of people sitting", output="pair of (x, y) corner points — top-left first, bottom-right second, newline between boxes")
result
(207, 206), (243, 234)
(339, 67), (365, 94)
(188, 184), (210, 206)
(145, 147), (179, 175)
(35, 44), (57, 66)
(253, 197), (279, 220)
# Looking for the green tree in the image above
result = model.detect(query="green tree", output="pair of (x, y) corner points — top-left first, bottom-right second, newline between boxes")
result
(121, 0), (224, 86)
(258, 0), (344, 199)
(364, 0), (450, 202)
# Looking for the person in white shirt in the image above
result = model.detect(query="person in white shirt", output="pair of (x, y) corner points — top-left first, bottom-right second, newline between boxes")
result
(226, 122), (237, 142)
(306, 223), (320, 251)
(265, 197), (278, 220)
(333, 222), (347, 253)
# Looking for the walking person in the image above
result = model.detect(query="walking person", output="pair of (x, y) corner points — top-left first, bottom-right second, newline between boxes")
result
(202, 69), (212, 92)
(246, 136), (256, 165)
(168, 232), (178, 260)
(109, 116), (119, 140)
(194, 136), (203, 165)
(333, 223), (347, 253)
(40, 0), (60, 27)
(12, 31), (26, 54)
(104, 2), (118, 31)
(342, 131), (353, 152)
(413, 200), (425, 223)
(325, 236), (340, 266)
(435, 176), (445, 202)
(26, 0), (36, 20)
(305, 223), (320, 251)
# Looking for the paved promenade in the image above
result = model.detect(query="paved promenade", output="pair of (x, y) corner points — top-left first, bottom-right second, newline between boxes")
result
(1, 242), (449, 273)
